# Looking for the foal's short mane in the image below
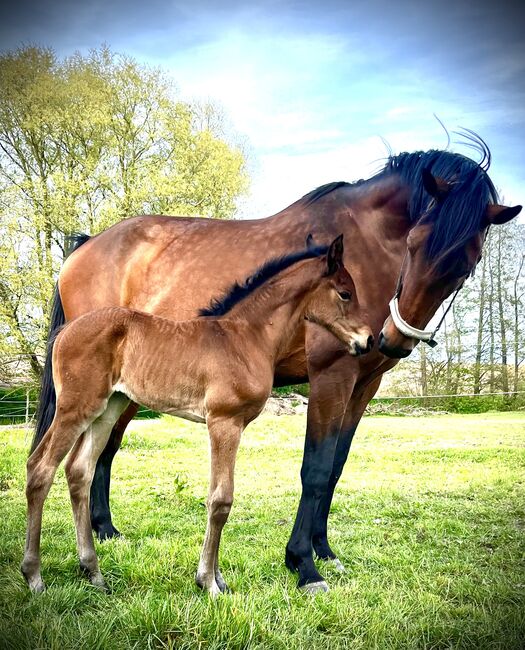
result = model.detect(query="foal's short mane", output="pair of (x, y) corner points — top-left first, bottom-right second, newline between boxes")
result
(299, 133), (498, 266)
(199, 244), (329, 317)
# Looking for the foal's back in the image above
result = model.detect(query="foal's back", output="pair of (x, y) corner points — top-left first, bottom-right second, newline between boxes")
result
(53, 307), (269, 424)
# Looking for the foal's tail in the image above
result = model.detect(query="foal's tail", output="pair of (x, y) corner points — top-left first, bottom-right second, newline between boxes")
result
(30, 234), (91, 454)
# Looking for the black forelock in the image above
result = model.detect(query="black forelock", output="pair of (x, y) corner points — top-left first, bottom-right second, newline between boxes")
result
(380, 145), (498, 265)
(199, 245), (329, 317)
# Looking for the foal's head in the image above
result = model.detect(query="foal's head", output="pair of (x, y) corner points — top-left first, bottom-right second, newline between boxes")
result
(306, 235), (374, 357)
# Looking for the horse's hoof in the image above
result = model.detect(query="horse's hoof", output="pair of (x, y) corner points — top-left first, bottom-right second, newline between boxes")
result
(329, 558), (346, 573)
(299, 580), (330, 595)
(94, 523), (121, 542)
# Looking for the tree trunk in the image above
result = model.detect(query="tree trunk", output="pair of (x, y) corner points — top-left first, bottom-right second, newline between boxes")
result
(420, 344), (428, 400)
(473, 254), (487, 394)
(496, 229), (509, 393)
(513, 254), (525, 393)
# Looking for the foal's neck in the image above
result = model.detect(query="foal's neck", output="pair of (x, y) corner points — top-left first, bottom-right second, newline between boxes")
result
(223, 258), (322, 358)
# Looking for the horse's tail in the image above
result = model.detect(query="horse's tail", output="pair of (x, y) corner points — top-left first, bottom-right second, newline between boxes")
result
(30, 234), (91, 454)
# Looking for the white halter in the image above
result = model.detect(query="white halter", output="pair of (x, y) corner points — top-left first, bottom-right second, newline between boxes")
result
(388, 251), (463, 348)
(388, 296), (439, 347)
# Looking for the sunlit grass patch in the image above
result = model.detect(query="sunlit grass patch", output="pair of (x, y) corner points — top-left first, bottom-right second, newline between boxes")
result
(0, 412), (524, 649)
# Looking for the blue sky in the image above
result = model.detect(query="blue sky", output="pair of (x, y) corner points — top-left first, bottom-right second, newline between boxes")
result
(1, 0), (524, 217)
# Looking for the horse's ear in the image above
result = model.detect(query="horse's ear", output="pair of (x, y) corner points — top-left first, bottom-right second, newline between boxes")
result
(306, 233), (314, 249)
(422, 167), (450, 201)
(326, 234), (344, 275)
(484, 203), (522, 226)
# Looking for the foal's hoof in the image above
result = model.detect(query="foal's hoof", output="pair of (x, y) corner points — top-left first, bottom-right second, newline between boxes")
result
(89, 573), (108, 592)
(196, 572), (226, 598)
(30, 580), (46, 594)
(26, 576), (46, 593)
(299, 580), (330, 595)
(215, 570), (230, 594)
(21, 563), (45, 593)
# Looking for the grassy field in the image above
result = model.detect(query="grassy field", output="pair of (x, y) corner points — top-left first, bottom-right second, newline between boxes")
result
(0, 412), (524, 649)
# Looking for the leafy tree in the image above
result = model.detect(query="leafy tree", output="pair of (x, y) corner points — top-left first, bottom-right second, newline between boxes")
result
(0, 46), (249, 381)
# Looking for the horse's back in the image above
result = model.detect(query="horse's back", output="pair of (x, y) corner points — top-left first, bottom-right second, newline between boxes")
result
(58, 212), (310, 333)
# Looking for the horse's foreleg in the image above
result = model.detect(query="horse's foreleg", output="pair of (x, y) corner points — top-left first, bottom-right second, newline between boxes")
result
(312, 376), (383, 570)
(66, 394), (130, 589)
(21, 414), (86, 592)
(285, 360), (354, 593)
(196, 415), (242, 597)
(90, 402), (138, 540)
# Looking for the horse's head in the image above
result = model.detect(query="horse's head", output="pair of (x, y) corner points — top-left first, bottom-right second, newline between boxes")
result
(306, 234), (374, 356)
(378, 165), (522, 358)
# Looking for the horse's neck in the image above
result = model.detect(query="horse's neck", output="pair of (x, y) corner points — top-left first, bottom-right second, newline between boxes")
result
(225, 260), (320, 359)
(325, 177), (410, 330)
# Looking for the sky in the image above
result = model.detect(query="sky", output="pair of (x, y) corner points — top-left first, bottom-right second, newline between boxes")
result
(1, 0), (524, 218)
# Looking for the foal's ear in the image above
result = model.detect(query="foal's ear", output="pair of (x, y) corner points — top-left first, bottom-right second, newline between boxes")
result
(484, 203), (522, 226)
(326, 234), (344, 275)
(422, 167), (450, 201)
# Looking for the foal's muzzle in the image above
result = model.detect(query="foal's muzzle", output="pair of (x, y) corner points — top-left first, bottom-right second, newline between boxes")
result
(350, 334), (374, 356)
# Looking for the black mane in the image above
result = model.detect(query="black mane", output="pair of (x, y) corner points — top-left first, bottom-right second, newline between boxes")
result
(298, 134), (498, 266)
(301, 181), (351, 207)
(199, 244), (329, 317)
(382, 147), (498, 264)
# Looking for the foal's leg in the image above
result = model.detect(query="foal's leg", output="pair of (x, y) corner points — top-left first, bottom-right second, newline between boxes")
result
(196, 416), (243, 597)
(65, 394), (130, 589)
(21, 412), (87, 592)
(90, 402), (138, 540)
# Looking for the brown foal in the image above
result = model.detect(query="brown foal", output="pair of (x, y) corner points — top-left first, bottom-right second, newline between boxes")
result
(22, 235), (373, 595)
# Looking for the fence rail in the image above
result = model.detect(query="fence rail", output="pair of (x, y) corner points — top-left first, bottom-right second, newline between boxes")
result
(1, 390), (524, 422)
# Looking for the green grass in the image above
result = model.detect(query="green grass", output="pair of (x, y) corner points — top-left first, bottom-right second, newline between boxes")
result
(1, 412), (524, 649)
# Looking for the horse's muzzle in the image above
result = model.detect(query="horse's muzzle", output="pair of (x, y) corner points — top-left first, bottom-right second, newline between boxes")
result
(378, 331), (412, 358)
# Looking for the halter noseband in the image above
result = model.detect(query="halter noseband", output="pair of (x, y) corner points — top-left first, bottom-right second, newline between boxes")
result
(388, 252), (462, 348)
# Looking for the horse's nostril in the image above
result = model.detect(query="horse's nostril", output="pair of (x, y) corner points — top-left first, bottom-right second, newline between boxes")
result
(366, 335), (374, 351)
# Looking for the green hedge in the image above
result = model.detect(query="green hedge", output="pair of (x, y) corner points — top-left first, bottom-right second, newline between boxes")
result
(368, 394), (525, 415)
(271, 385), (524, 414)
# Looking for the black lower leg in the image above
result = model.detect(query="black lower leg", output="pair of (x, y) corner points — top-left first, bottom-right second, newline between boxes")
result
(312, 423), (358, 560)
(90, 425), (126, 540)
(286, 431), (339, 588)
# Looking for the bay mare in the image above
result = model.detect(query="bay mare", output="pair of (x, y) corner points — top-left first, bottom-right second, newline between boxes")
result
(33, 139), (521, 593)
(23, 237), (373, 595)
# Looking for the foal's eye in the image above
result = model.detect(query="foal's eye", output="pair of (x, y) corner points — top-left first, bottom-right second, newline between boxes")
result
(337, 291), (352, 301)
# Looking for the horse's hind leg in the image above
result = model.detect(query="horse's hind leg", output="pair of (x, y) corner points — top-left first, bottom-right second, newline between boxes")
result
(22, 411), (87, 592)
(65, 393), (130, 589)
(90, 402), (139, 540)
(196, 415), (243, 597)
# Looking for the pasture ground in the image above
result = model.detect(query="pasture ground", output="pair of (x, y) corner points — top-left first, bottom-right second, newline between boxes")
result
(0, 412), (524, 649)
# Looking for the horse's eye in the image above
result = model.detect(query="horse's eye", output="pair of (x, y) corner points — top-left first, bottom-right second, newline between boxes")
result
(338, 291), (352, 301)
